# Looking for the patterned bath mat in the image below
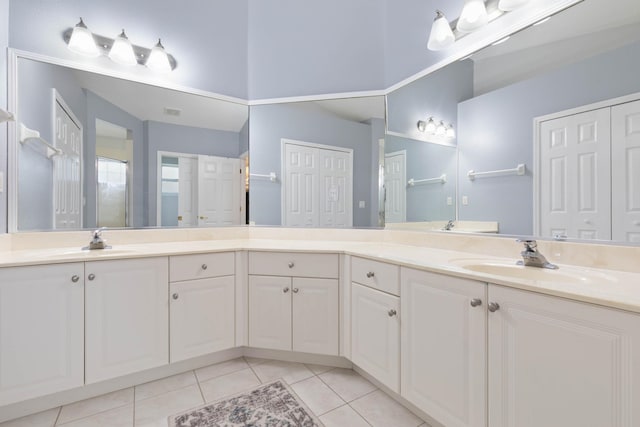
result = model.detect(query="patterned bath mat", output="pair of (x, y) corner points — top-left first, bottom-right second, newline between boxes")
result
(169, 379), (324, 427)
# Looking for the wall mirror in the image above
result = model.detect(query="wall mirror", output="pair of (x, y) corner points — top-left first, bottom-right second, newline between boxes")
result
(385, 0), (640, 243)
(249, 97), (385, 228)
(10, 56), (249, 232)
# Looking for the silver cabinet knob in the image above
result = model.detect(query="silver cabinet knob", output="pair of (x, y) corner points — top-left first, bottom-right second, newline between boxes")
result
(288, 262), (294, 268)
(488, 302), (500, 312)
(388, 309), (397, 317)
(366, 271), (375, 278)
(88, 273), (95, 281)
(172, 293), (179, 300)
(470, 298), (482, 307)
(292, 288), (299, 293)
(283, 287), (290, 293)
(201, 264), (208, 270)
(71, 275), (80, 283)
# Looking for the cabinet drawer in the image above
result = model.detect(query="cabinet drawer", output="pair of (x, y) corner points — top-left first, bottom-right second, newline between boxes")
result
(249, 251), (339, 278)
(352, 256), (400, 296)
(170, 252), (235, 282)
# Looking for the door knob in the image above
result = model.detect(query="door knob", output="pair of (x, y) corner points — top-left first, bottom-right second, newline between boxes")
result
(488, 302), (500, 312)
(470, 298), (482, 307)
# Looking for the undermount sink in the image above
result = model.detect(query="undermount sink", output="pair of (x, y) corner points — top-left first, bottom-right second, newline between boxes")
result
(452, 259), (618, 285)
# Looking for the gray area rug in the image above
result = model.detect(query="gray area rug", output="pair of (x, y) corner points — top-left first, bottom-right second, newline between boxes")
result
(169, 380), (324, 427)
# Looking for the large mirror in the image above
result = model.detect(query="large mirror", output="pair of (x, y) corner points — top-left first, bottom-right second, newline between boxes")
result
(12, 57), (249, 231)
(249, 97), (385, 228)
(385, 0), (640, 243)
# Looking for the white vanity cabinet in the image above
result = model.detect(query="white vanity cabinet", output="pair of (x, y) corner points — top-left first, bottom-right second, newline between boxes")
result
(248, 252), (339, 355)
(487, 284), (640, 427)
(350, 257), (400, 392)
(0, 263), (84, 406)
(401, 267), (486, 427)
(85, 257), (169, 384)
(169, 252), (235, 362)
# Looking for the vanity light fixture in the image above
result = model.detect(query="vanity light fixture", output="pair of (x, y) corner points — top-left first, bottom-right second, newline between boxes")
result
(417, 117), (455, 140)
(64, 18), (177, 71)
(446, 124), (455, 138)
(492, 36), (511, 46)
(457, 0), (489, 33)
(498, 0), (530, 12)
(533, 16), (552, 26)
(427, 10), (455, 51)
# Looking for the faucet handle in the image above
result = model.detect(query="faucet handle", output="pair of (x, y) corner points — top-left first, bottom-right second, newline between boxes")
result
(92, 227), (106, 238)
(516, 238), (537, 251)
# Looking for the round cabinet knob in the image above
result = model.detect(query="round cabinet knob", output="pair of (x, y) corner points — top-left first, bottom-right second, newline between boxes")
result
(388, 309), (397, 317)
(288, 262), (295, 269)
(88, 273), (96, 281)
(172, 293), (179, 300)
(366, 271), (375, 278)
(201, 264), (208, 270)
(283, 287), (290, 293)
(470, 298), (482, 307)
(71, 275), (80, 283)
(292, 288), (299, 293)
(488, 302), (500, 313)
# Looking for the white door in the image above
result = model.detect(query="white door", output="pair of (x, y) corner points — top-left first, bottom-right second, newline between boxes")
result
(292, 278), (339, 356)
(351, 282), (400, 393)
(0, 264), (84, 406)
(178, 157), (197, 227)
(197, 155), (242, 226)
(488, 284), (640, 427)
(401, 268), (486, 427)
(170, 276), (235, 362)
(384, 151), (406, 223)
(85, 258), (168, 384)
(539, 108), (611, 239)
(54, 98), (82, 229)
(248, 275), (292, 351)
(283, 143), (319, 226)
(319, 149), (353, 227)
(612, 100), (640, 243)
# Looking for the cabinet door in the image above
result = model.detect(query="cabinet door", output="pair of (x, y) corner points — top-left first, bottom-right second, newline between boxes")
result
(292, 278), (339, 356)
(170, 276), (235, 363)
(85, 258), (169, 384)
(401, 268), (486, 427)
(351, 282), (400, 392)
(0, 263), (84, 406)
(248, 276), (292, 351)
(488, 284), (640, 427)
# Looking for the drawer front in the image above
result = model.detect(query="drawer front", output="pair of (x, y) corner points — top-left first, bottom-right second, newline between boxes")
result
(351, 257), (400, 296)
(170, 252), (235, 282)
(249, 252), (339, 278)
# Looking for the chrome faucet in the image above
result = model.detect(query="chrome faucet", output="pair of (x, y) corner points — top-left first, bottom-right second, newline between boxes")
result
(442, 220), (455, 231)
(517, 239), (558, 269)
(85, 228), (111, 250)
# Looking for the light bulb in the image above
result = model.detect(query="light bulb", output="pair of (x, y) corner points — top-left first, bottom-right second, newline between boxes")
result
(457, 0), (489, 33)
(427, 10), (455, 51)
(446, 124), (455, 138)
(67, 18), (100, 57)
(425, 118), (437, 133)
(146, 39), (173, 73)
(436, 121), (447, 136)
(417, 120), (427, 132)
(109, 30), (137, 66)
(498, 0), (530, 12)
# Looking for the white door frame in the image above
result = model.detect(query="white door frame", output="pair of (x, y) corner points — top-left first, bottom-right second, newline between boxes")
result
(156, 150), (197, 226)
(384, 150), (407, 223)
(280, 138), (354, 227)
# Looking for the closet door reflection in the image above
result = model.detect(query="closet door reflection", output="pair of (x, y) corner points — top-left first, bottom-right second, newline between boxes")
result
(96, 157), (128, 227)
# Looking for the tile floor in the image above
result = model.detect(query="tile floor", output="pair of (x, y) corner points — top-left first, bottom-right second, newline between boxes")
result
(1, 357), (431, 427)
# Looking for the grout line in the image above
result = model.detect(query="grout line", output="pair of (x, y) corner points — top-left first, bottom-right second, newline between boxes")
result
(132, 385), (136, 427)
(194, 369), (207, 404)
(244, 356), (264, 384)
(52, 406), (62, 426)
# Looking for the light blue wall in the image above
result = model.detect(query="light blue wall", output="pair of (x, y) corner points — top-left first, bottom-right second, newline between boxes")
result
(458, 40), (640, 236)
(0, 0), (9, 233)
(144, 120), (242, 226)
(249, 103), (376, 227)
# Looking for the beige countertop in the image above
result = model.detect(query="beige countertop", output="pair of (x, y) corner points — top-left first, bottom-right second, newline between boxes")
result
(1, 237), (639, 315)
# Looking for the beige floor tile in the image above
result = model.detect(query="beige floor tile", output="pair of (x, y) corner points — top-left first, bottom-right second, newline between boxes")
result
(320, 404), (371, 427)
(351, 390), (424, 427)
(319, 368), (377, 402)
(56, 404), (132, 427)
(134, 384), (203, 427)
(198, 368), (261, 402)
(0, 408), (60, 427)
(250, 360), (314, 384)
(304, 363), (335, 375)
(135, 371), (197, 401)
(194, 358), (249, 383)
(57, 388), (133, 425)
(290, 376), (344, 416)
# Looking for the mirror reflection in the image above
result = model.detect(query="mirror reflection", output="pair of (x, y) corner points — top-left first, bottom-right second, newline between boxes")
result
(14, 58), (249, 231)
(249, 97), (385, 228)
(385, 0), (640, 243)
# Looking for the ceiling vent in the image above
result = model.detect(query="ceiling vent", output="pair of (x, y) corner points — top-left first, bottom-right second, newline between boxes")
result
(163, 107), (182, 117)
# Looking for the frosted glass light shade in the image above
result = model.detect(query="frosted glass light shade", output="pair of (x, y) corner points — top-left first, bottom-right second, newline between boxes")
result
(498, 0), (530, 11)
(109, 30), (137, 66)
(68, 18), (100, 57)
(436, 121), (447, 136)
(427, 10), (455, 51)
(457, 0), (489, 33)
(446, 124), (455, 138)
(146, 39), (172, 73)
(425, 118), (437, 133)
